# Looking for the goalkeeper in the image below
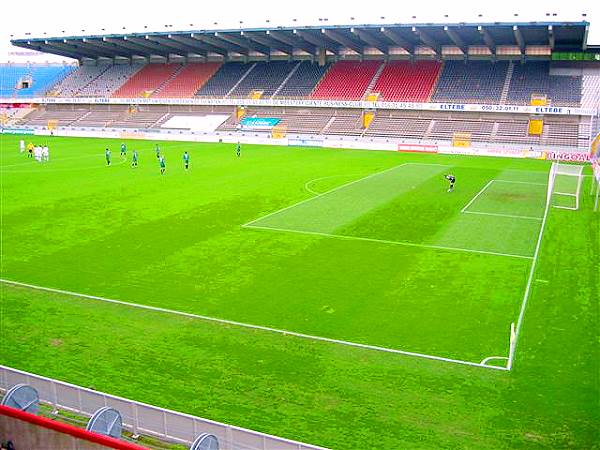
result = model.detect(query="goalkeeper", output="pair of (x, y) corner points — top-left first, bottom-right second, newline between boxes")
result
(445, 174), (456, 192)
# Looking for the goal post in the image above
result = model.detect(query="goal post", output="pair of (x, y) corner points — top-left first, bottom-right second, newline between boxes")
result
(590, 132), (600, 212)
(547, 162), (585, 210)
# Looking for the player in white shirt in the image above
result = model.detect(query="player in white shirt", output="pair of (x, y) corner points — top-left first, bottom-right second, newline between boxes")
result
(19, 139), (25, 153)
(34, 146), (42, 162)
(42, 146), (49, 162)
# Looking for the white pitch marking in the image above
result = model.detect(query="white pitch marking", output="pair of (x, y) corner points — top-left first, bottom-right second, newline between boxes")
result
(462, 210), (543, 221)
(492, 180), (547, 186)
(1, 278), (508, 371)
(461, 180), (495, 213)
(480, 355), (509, 365)
(244, 162), (450, 227)
(243, 224), (534, 260)
(507, 169), (552, 371)
(244, 163), (409, 227)
(303, 174), (362, 196)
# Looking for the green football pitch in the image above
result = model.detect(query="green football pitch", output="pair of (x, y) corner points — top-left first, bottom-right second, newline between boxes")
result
(0, 134), (598, 449)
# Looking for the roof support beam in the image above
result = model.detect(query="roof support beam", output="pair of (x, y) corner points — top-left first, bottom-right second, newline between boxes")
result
(196, 34), (247, 56)
(176, 34), (227, 57)
(294, 30), (338, 54)
(478, 26), (496, 53)
(352, 28), (387, 54)
(25, 43), (86, 60)
(412, 27), (440, 54)
(246, 32), (292, 55)
(268, 30), (315, 55)
(63, 40), (123, 59)
(547, 25), (555, 50)
(513, 25), (525, 52)
(148, 35), (206, 57)
(104, 37), (156, 58)
(322, 29), (362, 55)
(379, 28), (413, 54)
(444, 26), (466, 53)
(216, 32), (269, 55)
(125, 36), (176, 57)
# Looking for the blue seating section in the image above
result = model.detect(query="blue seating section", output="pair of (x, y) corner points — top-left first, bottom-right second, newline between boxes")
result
(507, 62), (582, 106)
(195, 63), (251, 97)
(276, 62), (331, 98)
(432, 61), (509, 104)
(0, 65), (74, 97)
(0, 66), (29, 97)
(228, 61), (297, 98)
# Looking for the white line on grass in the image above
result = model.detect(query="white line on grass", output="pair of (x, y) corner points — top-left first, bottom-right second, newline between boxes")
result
(244, 163), (450, 227)
(462, 210), (543, 221)
(493, 180), (547, 186)
(506, 171), (552, 371)
(480, 355), (509, 365)
(0, 278), (508, 372)
(243, 224), (534, 260)
(303, 174), (361, 196)
(461, 180), (495, 213)
(244, 163), (408, 226)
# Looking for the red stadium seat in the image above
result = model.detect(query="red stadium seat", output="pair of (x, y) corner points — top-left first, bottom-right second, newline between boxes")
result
(112, 64), (183, 98)
(153, 63), (221, 98)
(310, 61), (382, 100)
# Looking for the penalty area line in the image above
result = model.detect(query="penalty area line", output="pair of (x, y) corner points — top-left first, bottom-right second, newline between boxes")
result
(244, 162), (450, 227)
(461, 180), (495, 213)
(243, 224), (534, 260)
(1, 278), (507, 372)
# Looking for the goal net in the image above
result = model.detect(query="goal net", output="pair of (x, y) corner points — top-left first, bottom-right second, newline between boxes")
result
(547, 162), (585, 210)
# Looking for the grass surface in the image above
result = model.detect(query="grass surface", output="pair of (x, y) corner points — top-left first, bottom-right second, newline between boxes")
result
(0, 134), (598, 449)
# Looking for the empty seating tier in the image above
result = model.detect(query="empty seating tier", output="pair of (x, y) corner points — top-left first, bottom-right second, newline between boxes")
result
(506, 62), (582, 106)
(373, 61), (441, 102)
(228, 61), (297, 98)
(432, 61), (509, 104)
(52, 66), (110, 97)
(276, 62), (331, 98)
(195, 63), (253, 97)
(310, 61), (382, 100)
(76, 65), (143, 97)
(154, 63), (221, 98)
(112, 64), (183, 98)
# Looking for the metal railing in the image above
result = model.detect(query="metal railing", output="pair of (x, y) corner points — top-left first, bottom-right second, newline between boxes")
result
(0, 365), (329, 450)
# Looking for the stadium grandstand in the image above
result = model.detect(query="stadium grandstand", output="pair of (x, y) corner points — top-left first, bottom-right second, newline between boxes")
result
(1, 21), (598, 154)
(1, 15), (599, 450)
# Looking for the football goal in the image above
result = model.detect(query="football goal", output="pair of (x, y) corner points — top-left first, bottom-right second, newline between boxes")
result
(591, 133), (600, 212)
(547, 162), (585, 210)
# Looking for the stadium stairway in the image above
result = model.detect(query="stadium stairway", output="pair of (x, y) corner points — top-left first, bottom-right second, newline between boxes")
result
(505, 62), (583, 106)
(51, 65), (111, 97)
(499, 62), (515, 104)
(370, 61), (442, 102)
(196, 63), (254, 97)
(310, 61), (383, 100)
(153, 63), (221, 98)
(228, 61), (298, 98)
(271, 62), (302, 98)
(363, 63), (386, 99)
(432, 61), (509, 104)
(275, 62), (331, 98)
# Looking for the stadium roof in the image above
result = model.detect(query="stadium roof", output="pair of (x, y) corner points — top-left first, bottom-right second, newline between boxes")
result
(10, 21), (591, 62)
